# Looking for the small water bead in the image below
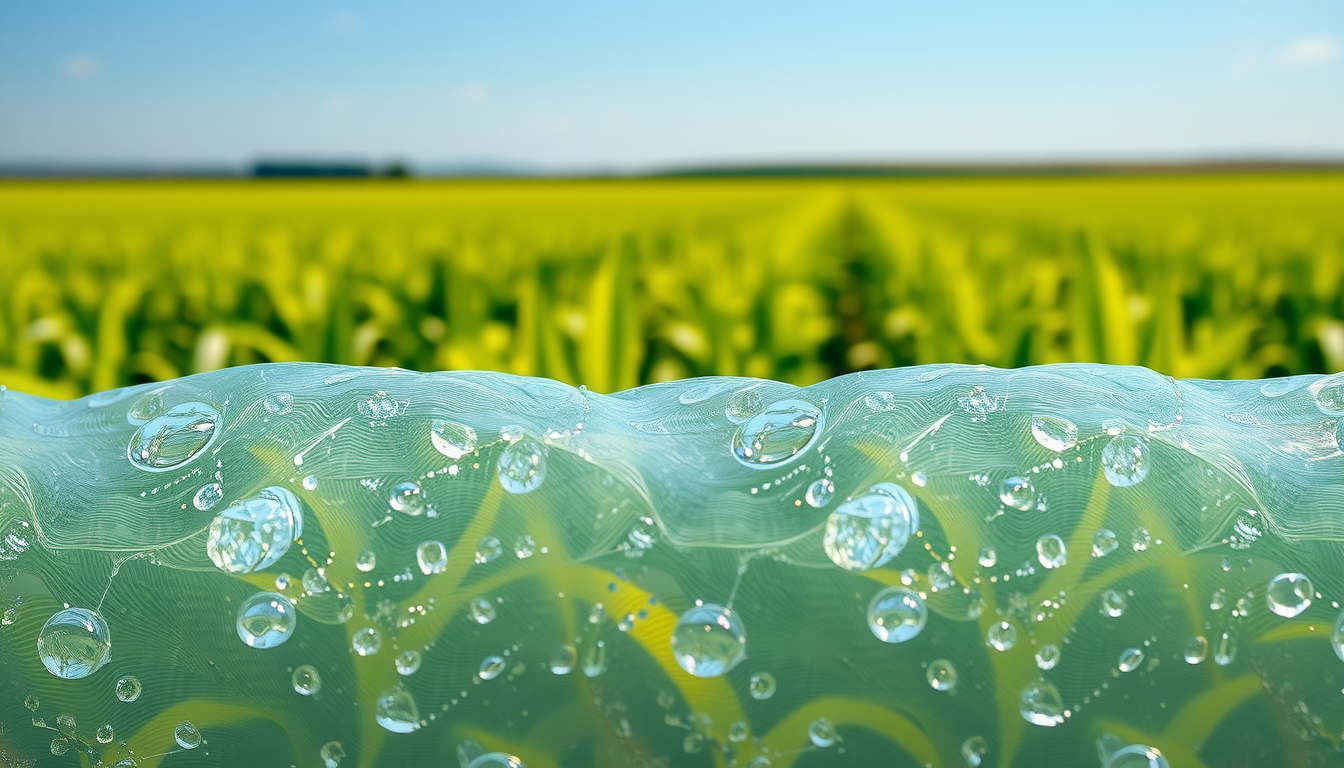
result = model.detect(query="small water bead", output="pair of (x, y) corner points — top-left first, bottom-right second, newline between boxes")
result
(355, 550), (377, 572)
(417, 540), (449, 575)
(353, 627), (381, 656)
(731, 399), (823, 468)
(728, 721), (748, 743)
(911, 470), (928, 487)
(1213, 631), (1236, 666)
(1036, 534), (1067, 569)
(1101, 589), (1127, 617)
(927, 659), (958, 691)
(867, 587), (927, 643)
(1266, 572), (1313, 617)
(999, 476), (1036, 511)
(37, 607), (112, 679)
(1031, 414), (1079, 452)
(1093, 528), (1119, 557)
(1184, 635), (1208, 664)
(396, 650), (422, 676)
(1104, 745), (1170, 768)
(388, 481), (425, 516)
(236, 591), (297, 649)
(626, 517), (658, 553)
(375, 684), (421, 733)
(96, 724), (115, 743)
(175, 721), (202, 749)
(928, 561), (955, 590)
(749, 671), (777, 700)
(823, 483), (919, 571)
(671, 603), (747, 677)
(1019, 679), (1065, 727)
(583, 640), (607, 677)
(987, 621), (1017, 651)
(127, 401), (221, 472)
(479, 655), (506, 680)
(292, 664), (321, 695)
(1028, 645), (1058, 672)
(683, 733), (704, 754)
(1209, 588), (1226, 611)
(302, 474), (318, 491)
(193, 482), (223, 511)
(978, 546), (997, 568)
(1118, 647), (1145, 672)
(961, 735), (989, 767)
(1101, 434), (1150, 487)
(206, 486), (304, 574)
(807, 718), (837, 748)
(430, 419), (478, 459)
(115, 675), (142, 702)
(498, 438), (548, 494)
(475, 536), (503, 564)
(321, 741), (346, 768)
(469, 596), (497, 624)
(805, 478), (835, 508)
(1131, 527), (1151, 551)
(303, 567), (331, 595)
(515, 534), (536, 558)
(550, 645), (576, 674)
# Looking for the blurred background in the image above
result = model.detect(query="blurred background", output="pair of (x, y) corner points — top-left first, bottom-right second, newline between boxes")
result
(1, 1), (1342, 398)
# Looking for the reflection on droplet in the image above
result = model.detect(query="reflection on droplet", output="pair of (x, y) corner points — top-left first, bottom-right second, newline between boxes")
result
(293, 665), (321, 695)
(264, 393), (293, 415)
(731, 399), (823, 468)
(1101, 435), (1150, 487)
(430, 419), (478, 459)
(395, 650), (422, 676)
(927, 659), (957, 691)
(321, 741), (346, 768)
(1103, 744), (1170, 768)
(206, 486), (303, 574)
(388, 481), (425, 516)
(549, 645), (576, 675)
(805, 478), (835, 508)
(128, 402), (221, 472)
(978, 546), (998, 568)
(1019, 679), (1065, 726)
(353, 627), (381, 656)
(479, 655), (506, 681)
(475, 536), (502, 564)
(417, 541), (448, 574)
(1036, 534), (1067, 569)
(236, 592), (296, 649)
(469, 596), (496, 625)
(1265, 572), (1313, 618)
(671, 603), (746, 678)
(987, 621), (1017, 651)
(115, 675), (141, 702)
(1093, 529), (1119, 557)
(962, 735), (989, 767)
(174, 721), (202, 749)
(375, 684), (421, 733)
(498, 438), (548, 494)
(999, 477), (1036, 510)
(1031, 414), (1078, 452)
(823, 483), (919, 571)
(193, 482), (223, 511)
(1118, 647), (1144, 672)
(1184, 635), (1208, 664)
(37, 607), (111, 679)
(867, 587), (927, 643)
(356, 550), (377, 572)
(1101, 589), (1127, 618)
(1036, 644), (1061, 670)
(807, 718), (837, 748)
(749, 671), (777, 700)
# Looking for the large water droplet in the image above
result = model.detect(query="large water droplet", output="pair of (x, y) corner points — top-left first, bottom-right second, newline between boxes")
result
(388, 481), (425, 516)
(807, 718), (836, 748)
(115, 675), (141, 702)
(823, 483), (919, 571)
(1266, 572), (1313, 618)
(174, 720), (202, 749)
(417, 541), (448, 575)
(867, 587), (927, 643)
(749, 671), (777, 700)
(127, 401), (221, 472)
(1103, 745), (1170, 768)
(1036, 534), (1067, 569)
(1101, 435), (1150, 487)
(999, 477), (1035, 510)
(37, 607), (111, 679)
(671, 603), (746, 677)
(927, 659), (957, 691)
(236, 591), (296, 649)
(375, 684), (421, 733)
(730, 399), (823, 468)
(498, 438), (548, 494)
(292, 664), (321, 695)
(1031, 414), (1078, 452)
(1118, 647), (1145, 672)
(1019, 679), (1065, 726)
(430, 419), (478, 459)
(206, 486), (303, 574)
(987, 620), (1017, 651)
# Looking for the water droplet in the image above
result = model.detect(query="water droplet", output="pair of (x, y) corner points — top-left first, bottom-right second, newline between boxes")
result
(353, 627), (381, 656)
(24, 695), (39, 711)
(356, 550), (377, 572)
(37, 607), (111, 679)
(1103, 745), (1170, 768)
(1266, 572), (1313, 618)
(388, 481), (425, 516)
(627, 517), (657, 552)
(1332, 611), (1344, 662)
(1036, 644), (1061, 670)
(1101, 435), (1150, 487)
(358, 391), (404, 420)
(193, 482), (223, 511)
(1118, 647), (1145, 672)
(987, 620), (1017, 651)
(805, 478), (835, 508)
(96, 724), (115, 743)
(430, 419), (478, 459)
(417, 541), (448, 575)
(479, 655), (506, 681)
(302, 567), (330, 595)
(236, 591), (296, 649)
(206, 486), (303, 574)
(978, 546), (997, 568)
(1131, 527), (1151, 552)
(1031, 414), (1078, 452)
(807, 718), (837, 748)
(475, 536), (502, 564)
(927, 659), (958, 691)
(1184, 635), (1208, 664)
(749, 671), (777, 700)
(1019, 679), (1065, 727)
(50, 738), (68, 756)
(264, 393), (294, 415)
(671, 603), (746, 677)
(515, 534), (536, 558)
(470, 596), (497, 624)
(726, 389), (764, 422)
(999, 477), (1036, 510)
(731, 399), (823, 468)
(1101, 589), (1127, 617)
(729, 721), (748, 742)
(498, 438), (548, 494)
(1213, 631), (1236, 666)
(1310, 373), (1344, 416)
(911, 470), (928, 487)
(115, 675), (141, 702)
(1036, 534), (1067, 569)
(174, 721), (202, 749)
(867, 587), (927, 643)
(302, 474), (318, 491)
(961, 735), (989, 767)
(1092, 529), (1119, 557)
(127, 390), (165, 423)
(823, 483), (919, 571)
(321, 741), (346, 768)
(292, 664), (321, 694)
(928, 561), (955, 590)
(396, 649), (422, 676)
(127, 402), (221, 472)
(375, 684), (421, 733)
(549, 645), (576, 674)
(583, 640), (607, 677)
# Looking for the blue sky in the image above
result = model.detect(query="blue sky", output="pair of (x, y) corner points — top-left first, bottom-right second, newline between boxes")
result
(0, 1), (1340, 170)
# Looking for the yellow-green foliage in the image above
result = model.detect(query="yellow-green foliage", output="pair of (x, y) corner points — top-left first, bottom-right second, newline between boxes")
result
(1, 175), (1342, 399)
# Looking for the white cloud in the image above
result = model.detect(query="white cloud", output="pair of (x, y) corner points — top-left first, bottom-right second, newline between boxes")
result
(1276, 35), (1339, 67)
(64, 54), (100, 80)
(450, 84), (490, 106)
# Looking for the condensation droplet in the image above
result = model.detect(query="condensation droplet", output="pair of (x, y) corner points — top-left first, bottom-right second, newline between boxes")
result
(671, 603), (746, 677)
(867, 587), (927, 643)
(1031, 414), (1078, 452)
